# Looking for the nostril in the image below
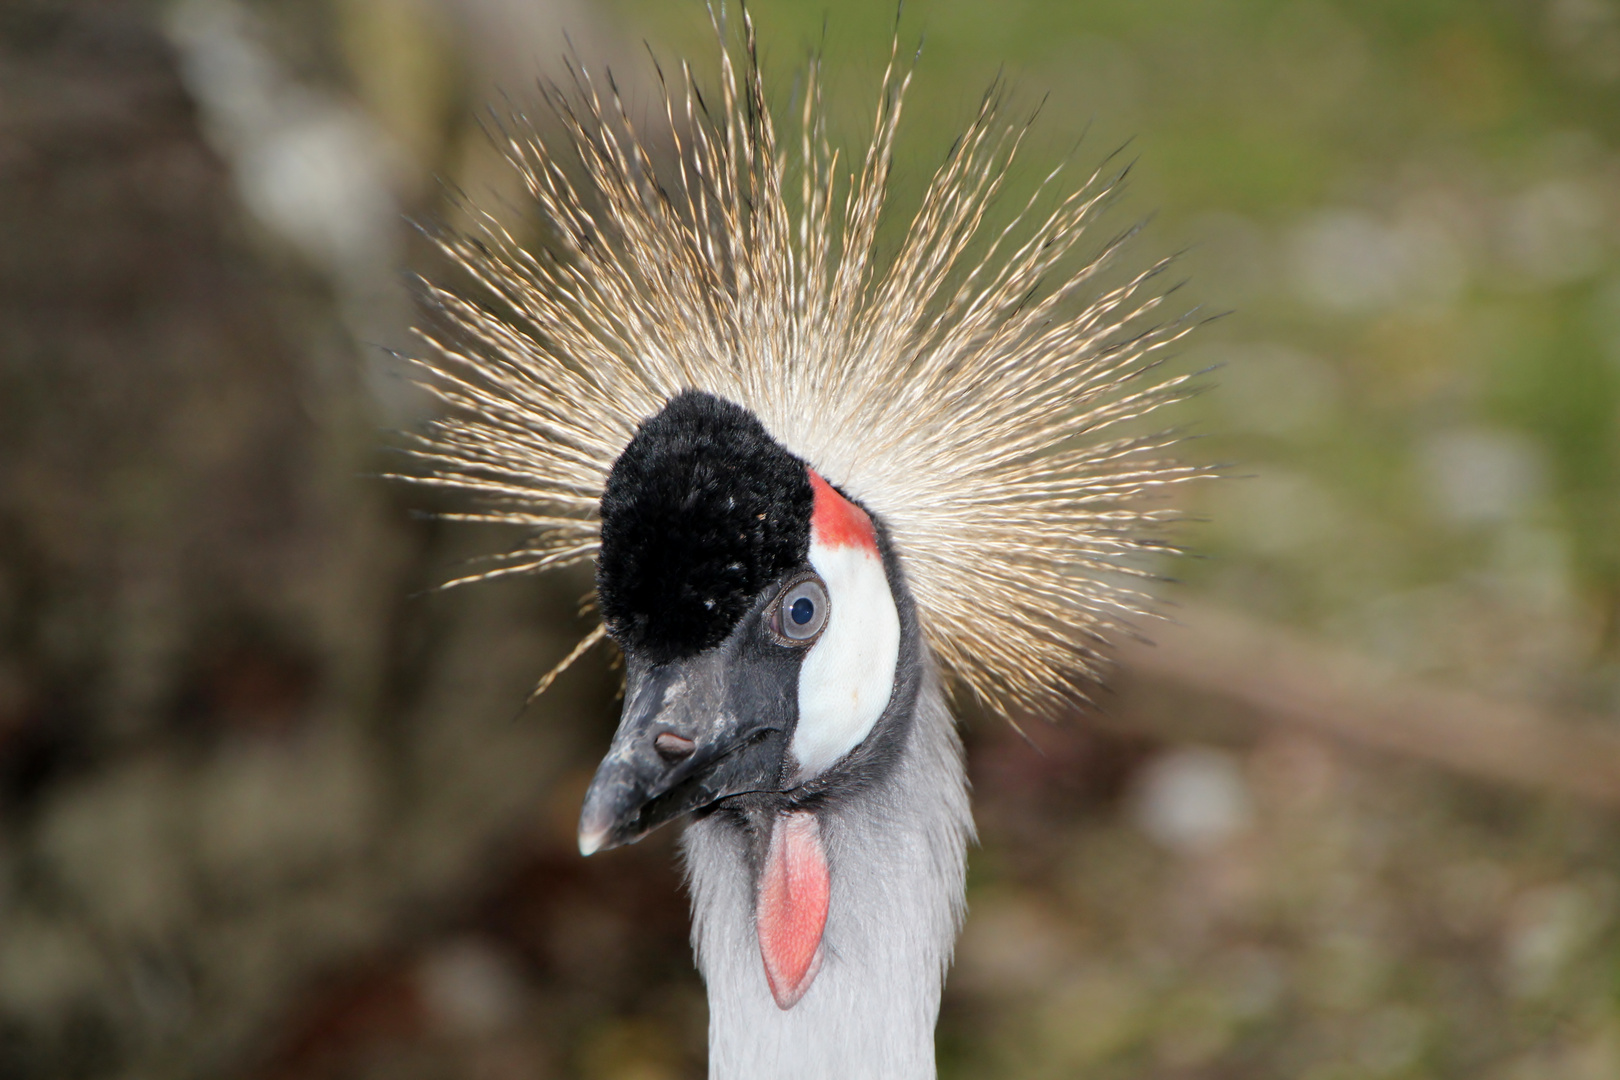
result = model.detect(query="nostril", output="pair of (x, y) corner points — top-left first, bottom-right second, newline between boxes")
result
(654, 731), (696, 762)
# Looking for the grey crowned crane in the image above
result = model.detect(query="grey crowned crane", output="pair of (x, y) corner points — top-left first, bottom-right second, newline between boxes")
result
(401, 16), (1203, 1080)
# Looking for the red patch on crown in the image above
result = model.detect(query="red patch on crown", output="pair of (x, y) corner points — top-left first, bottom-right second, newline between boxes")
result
(808, 469), (879, 553)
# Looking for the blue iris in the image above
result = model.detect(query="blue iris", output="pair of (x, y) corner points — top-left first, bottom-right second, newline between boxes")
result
(790, 596), (815, 625)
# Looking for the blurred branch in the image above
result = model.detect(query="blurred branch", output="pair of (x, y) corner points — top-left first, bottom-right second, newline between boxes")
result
(1119, 603), (1620, 807)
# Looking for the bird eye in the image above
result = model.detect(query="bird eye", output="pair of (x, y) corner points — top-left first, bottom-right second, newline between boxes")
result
(773, 577), (828, 644)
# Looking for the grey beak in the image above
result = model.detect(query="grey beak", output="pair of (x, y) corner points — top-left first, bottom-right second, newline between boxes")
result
(577, 632), (799, 854)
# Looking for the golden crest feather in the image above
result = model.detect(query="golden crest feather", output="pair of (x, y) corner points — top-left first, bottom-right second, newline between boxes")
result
(397, 12), (1208, 722)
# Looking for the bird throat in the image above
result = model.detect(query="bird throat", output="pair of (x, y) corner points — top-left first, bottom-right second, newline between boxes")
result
(756, 810), (830, 1009)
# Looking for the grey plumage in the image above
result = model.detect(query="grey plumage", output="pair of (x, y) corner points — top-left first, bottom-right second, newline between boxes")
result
(686, 667), (968, 1079)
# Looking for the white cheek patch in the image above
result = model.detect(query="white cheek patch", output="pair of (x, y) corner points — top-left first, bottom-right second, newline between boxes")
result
(790, 473), (900, 780)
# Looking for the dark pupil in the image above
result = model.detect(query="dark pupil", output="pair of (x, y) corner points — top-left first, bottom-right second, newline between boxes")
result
(790, 596), (815, 626)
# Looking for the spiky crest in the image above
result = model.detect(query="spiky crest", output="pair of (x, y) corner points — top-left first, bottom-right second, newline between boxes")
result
(396, 12), (1208, 722)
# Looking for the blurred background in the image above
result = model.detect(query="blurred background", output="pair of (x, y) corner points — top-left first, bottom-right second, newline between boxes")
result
(4, 0), (1620, 1077)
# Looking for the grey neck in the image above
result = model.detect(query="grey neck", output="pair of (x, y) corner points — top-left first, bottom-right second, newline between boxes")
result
(680, 669), (973, 1080)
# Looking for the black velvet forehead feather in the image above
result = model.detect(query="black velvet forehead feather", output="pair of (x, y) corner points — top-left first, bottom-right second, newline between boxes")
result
(597, 391), (813, 663)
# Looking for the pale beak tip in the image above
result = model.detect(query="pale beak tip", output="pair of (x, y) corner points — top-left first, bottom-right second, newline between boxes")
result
(578, 827), (607, 857)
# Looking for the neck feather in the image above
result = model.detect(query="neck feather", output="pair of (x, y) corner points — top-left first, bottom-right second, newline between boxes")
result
(681, 667), (972, 1080)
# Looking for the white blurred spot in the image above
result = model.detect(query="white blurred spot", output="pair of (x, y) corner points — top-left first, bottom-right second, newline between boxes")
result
(1130, 746), (1252, 854)
(165, 0), (424, 422)
(167, 0), (399, 275)
(235, 107), (398, 276)
(1291, 208), (1466, 314)
(1419, 427), (1546, 526)
(1501, 179), (1607, 285)
(418, 938), (526, 1036)
(1505, 883), (1605, 999)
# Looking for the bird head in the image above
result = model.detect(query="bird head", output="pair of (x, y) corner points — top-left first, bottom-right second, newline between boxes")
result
(577, 390), (914, 857)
